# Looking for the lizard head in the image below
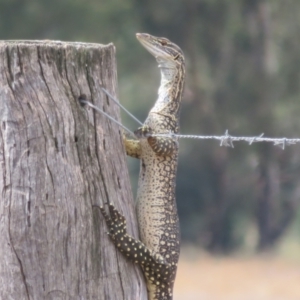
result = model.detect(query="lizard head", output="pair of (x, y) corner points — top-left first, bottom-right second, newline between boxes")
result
(136, 33), (184, 69)
(136, 33), (185, 120)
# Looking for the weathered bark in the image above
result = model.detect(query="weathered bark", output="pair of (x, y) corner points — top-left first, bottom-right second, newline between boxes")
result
(0, 41), (147, 300)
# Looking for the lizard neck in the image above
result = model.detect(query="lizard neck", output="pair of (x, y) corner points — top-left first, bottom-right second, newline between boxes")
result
(150, 61), (185, 121)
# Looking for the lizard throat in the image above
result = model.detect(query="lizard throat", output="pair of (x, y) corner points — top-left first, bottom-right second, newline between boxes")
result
(151, 85), (173, 115)
(150, 67), (182, 115)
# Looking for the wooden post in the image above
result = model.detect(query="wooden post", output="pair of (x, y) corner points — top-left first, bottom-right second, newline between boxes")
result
(0, 41), (147, 300)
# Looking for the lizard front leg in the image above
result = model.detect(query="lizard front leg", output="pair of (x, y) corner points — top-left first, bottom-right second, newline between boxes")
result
(135, 126), (178, 156)
(100, 204), (174, 300)
(124, 126), (178, 159)
(123, 135), (142, 159)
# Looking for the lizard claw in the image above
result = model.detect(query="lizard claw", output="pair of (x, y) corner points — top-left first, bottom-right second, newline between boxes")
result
(108, 204), (126, 224)
(100, 204), (128, 239)
(99, 206), (113, 227)
(134, 125), (153, 139)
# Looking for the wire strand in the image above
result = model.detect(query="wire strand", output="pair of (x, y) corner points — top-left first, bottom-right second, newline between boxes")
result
(80, 99), (136, 138)
(153, 130), (300, 149)
(100, 87), (143, 126)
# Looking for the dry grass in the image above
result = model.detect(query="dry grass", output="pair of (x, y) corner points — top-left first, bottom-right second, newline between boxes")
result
(174, 248), (300, 300)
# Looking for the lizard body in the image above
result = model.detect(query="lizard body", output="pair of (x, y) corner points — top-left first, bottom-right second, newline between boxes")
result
(101, 33), (185, 300)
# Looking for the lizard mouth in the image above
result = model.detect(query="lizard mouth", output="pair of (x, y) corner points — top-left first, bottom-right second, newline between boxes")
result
(136, 33), (174, 61)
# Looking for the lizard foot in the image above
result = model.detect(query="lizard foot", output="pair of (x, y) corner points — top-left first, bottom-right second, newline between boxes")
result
(100, 204), (127, 241)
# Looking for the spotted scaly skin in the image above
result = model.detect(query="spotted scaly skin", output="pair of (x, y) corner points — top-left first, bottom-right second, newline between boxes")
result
(101, 33), (185, 300)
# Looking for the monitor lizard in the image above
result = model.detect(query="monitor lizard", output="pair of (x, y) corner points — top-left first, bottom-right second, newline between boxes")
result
(100, 33), (185, 300)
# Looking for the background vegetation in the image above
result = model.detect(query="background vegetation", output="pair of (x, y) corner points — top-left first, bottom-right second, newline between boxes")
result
(2, 0), (300, 253)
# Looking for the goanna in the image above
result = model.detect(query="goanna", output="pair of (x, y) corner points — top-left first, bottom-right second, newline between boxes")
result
(100, 33), (185, 300)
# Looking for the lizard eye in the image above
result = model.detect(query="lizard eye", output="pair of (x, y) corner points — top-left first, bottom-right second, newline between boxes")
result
(160, 39), (168, 46)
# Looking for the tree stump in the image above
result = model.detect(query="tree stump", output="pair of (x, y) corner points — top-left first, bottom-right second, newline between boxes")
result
(0, 41), (147, 300)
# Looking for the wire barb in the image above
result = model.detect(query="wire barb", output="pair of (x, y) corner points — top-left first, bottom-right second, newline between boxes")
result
(220, 130), (234, 148)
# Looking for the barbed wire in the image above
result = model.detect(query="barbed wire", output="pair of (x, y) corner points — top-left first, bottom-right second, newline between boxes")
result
(81, 91), (300, 150)
(153, 130), (300, 149)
